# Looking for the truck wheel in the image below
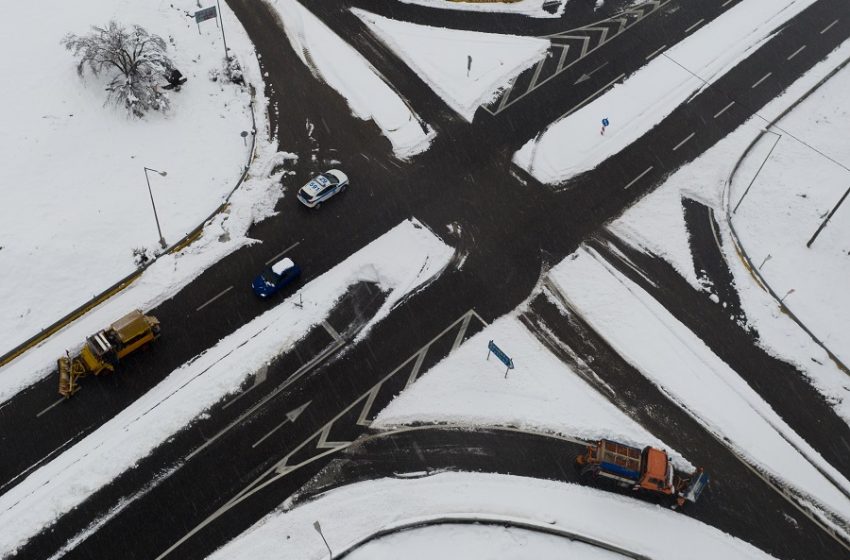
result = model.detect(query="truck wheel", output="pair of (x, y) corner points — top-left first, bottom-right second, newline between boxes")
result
(579, 468), (596, 486)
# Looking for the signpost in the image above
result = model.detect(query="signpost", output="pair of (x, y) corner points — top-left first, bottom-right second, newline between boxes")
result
(487, 340), (515, 378)
(195, 3), (229, 59)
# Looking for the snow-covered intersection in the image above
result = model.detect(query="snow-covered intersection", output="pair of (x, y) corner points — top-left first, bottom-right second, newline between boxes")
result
(2, 0), (850, 558)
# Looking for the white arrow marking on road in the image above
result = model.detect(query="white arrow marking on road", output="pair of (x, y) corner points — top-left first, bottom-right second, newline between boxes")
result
(252, 401), (312, 448)
(574, 61), (609, 85)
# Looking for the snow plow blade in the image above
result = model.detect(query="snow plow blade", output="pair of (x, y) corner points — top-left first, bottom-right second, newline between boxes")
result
(58, 356), (79, 398)
(683, 469), (710, 503)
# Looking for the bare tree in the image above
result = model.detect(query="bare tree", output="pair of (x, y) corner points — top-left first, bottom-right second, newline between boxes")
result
(62, 21), (174, 117)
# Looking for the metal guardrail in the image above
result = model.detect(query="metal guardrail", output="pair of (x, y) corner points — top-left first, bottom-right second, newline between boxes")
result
(723, 55), (850, 375)
(0, 82), (261, 369)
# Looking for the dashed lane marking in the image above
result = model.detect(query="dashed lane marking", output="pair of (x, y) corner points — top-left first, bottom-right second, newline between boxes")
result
(786, 45), (806, 60)
(154, 310), (488, 560)
(624, 167), (654, 190)
(645, 44), (667, 60)
(713, 101), (735, 118)
(265, 241), (301, 265)
(684, 19), (705, 34)
(195, 286), (233, 312)
(673, 132), (695, 151)
(36, 398), (65, 418)
(751, 72), (772, 89)
(820, 19), (838, 34)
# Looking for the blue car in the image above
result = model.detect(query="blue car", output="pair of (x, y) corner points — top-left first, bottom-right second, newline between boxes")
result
(252, 257), (301, 298)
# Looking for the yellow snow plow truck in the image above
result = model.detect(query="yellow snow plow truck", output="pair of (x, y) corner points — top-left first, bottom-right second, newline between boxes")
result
(58, 310), (160, 397)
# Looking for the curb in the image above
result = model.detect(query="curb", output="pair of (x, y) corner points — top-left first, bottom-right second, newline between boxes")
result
(0, 81), (261, 370)
(722, 55), (850, 375)
(333, 514), (652, 560)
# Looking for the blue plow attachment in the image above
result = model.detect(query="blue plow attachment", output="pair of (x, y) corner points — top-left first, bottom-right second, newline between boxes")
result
(683, 470), (710, 503)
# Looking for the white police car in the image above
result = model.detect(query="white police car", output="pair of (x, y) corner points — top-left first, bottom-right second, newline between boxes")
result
(297, 169), (349, 208)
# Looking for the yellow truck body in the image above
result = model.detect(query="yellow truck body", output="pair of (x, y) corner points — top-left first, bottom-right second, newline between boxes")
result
(58, 310), (160, 397)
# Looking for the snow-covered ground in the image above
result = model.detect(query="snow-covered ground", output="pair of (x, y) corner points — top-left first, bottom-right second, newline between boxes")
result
(268, 0), (436, 159)
(346, 523), (626, 560)
(0, 0), (262, 354)
(354, 8), (549, 121)
(550, 246), (850, 536)
(611, 39), (850, 423)
(513, 0), (819, 184)
(0, 218), (453, 557)
(398, 0), (569, 19)
(374, 314), (690, 468)
(209, 472), (776, 560)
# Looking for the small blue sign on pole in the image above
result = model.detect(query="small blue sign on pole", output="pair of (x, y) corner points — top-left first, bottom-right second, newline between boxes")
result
(487, 340), (515, 378)
(601, 117), (610, 127)
(195, 6), (217, 24)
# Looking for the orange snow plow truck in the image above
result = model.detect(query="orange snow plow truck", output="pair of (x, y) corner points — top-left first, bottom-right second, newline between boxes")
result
(57, 310), (160, 397)
(576, 439), (709, 508)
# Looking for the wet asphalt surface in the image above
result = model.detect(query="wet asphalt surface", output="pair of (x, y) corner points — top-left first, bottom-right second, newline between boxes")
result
(3, 0), (850, 558)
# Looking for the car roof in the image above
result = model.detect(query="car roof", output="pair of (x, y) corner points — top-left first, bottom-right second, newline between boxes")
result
(271, 257), (296, 275)
(302, 174), (332, 196)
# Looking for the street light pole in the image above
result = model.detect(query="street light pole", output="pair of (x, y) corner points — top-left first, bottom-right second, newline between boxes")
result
(313, 521), (333, 559)
(143, 167), (168, 249)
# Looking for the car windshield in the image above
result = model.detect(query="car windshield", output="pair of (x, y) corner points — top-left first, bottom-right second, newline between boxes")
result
(320, 172), (339, 185)
(260, 268), (279, 284)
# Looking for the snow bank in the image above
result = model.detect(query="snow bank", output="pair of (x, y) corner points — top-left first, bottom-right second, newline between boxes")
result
(209, 472), (776, 560)
(513, 0), (818, 184)
(0, 219), (454, 556)
(550, 248), (850, 535)
(269, 0), (435, 159)
(609, 40), (850, 424)
(0, 0), (258, 353)
(353, 8), (549, 121)
(398, 0), (569, 19)
(374, 314), (690, 468)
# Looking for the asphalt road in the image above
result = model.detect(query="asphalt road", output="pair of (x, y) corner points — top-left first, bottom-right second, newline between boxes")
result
(4, 0), (850, 558)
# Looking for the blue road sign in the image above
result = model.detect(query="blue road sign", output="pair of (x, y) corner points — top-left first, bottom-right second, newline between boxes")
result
(195, 6), (217, 23)
(602, 118), (610, 127)
(487, 340), (514, 370)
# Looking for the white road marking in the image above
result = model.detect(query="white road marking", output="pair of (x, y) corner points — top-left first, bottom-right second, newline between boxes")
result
(721, 0), (735, 7)
(751, 72), (772, 89)
(645, 44), (667, 60)
(184, 339), (344, 461)
(624, 167), (654, 190)
(195, 286), (233, 312)
(786, 45), (806, 60)
(155, 311), (488, 560)
(322, 320), (342, 342)
(713, 101), (735, 118)
(265, 241), (301, 265)
(673, 132), (695, 151)
(222, 364), (269, 410)
(556, 74), (626, 122)
(528, 58), (547, 91)
(684, 19), (705, 34)
(36, 398), (65, 418)
(251, 401), (312, 449)
(820, 19), (838, 34)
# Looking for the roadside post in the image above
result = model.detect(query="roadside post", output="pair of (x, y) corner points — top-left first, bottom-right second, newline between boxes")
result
(313, 521), (333, 559)
(487, 340), (515, 378)
(194, 3), (229, 59)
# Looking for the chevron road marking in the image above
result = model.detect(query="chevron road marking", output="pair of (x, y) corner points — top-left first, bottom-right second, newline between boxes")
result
(155, 309), (487, 560)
